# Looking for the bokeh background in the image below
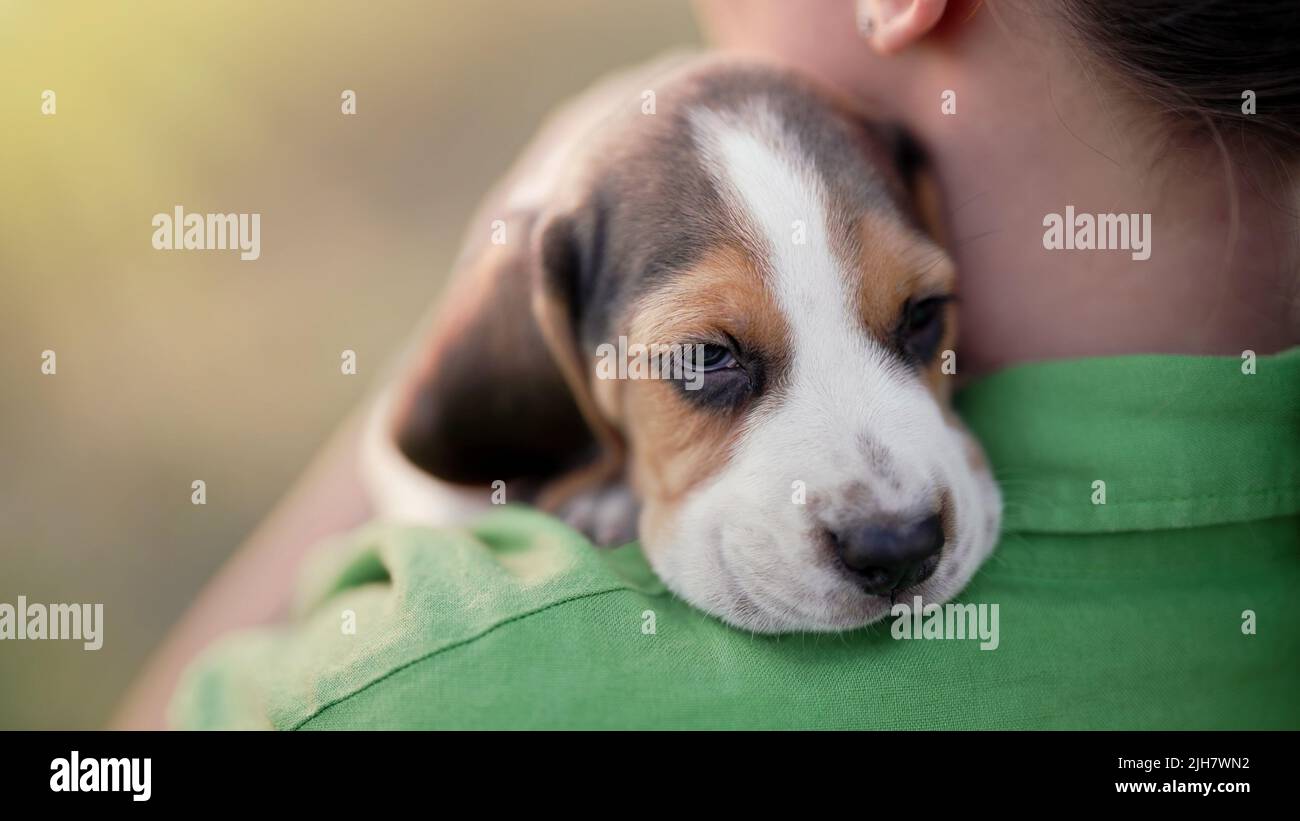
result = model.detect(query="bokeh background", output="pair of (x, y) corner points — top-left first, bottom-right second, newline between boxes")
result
(0, 0), (700, 729)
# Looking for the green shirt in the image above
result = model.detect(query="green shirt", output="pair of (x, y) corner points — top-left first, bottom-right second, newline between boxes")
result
(172, 349), (1300, 729)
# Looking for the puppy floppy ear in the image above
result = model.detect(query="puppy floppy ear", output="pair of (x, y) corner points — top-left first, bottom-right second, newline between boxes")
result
(528, 206), (628, 508)
(388, 205), (619, 492)
(883, 125), (949, 246)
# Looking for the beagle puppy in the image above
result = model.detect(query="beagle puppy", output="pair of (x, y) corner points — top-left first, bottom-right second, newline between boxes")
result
(363, 55), (1002, 633)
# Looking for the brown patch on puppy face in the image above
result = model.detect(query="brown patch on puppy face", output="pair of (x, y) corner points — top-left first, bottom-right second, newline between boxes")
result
(851, 211), (957, 398)
(607, 243), (789, 534)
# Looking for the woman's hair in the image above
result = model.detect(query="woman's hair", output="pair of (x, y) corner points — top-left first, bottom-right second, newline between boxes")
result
(1060, 1), (1300, 161)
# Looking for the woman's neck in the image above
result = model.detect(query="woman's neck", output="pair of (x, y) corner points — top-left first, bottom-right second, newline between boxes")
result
(939, 125), (1299, 376)
(913, 18), (1300, 376)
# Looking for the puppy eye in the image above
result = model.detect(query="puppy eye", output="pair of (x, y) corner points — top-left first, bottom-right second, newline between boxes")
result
(696, 344), (737, 372)
(674, 339), (755, 409)
(899, 295), (951, 363)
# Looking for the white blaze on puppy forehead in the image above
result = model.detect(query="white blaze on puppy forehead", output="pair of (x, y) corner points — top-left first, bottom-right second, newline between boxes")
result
(689, 103), (930, 498)
(690, 102), (898, 372)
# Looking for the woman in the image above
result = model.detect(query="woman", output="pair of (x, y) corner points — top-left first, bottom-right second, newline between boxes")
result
(117, 0), (1299, 729)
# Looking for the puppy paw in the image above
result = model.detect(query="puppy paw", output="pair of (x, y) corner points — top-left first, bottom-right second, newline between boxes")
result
(556, 483), (640, 547)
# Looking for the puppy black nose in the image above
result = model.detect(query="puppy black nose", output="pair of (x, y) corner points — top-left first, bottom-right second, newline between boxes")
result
(831, 514), (944, 595)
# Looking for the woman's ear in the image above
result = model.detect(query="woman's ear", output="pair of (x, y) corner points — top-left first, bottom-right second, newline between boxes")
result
(857, 0), (949, 54)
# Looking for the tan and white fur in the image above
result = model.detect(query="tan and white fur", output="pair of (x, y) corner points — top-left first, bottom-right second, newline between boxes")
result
(363, 54), (1001, 633)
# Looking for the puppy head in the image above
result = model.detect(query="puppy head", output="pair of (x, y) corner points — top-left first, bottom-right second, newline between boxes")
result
(392, 60), (1001, 633)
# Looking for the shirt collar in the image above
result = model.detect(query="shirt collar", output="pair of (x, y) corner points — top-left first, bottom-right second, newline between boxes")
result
(955, 347), (1300, 534)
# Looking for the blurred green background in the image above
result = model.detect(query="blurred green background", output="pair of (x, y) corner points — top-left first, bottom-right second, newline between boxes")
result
(0, 0), (700, 729)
